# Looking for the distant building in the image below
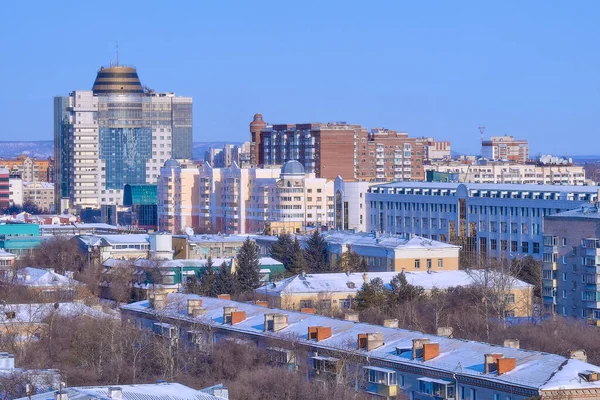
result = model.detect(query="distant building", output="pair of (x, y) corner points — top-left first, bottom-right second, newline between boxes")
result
(250, 114), (431, 182)
(366, 182), (600, 260)
(333, 178), (376, 232)
(204, 144), (245, 168)
(0, 224), (41, 257)
(481, 135), (529, 163)
(262, 270), (533, 317)
(0, 168), (8, 210)
(122, 184), (158, 230)
(122, 294), (600, 400)
(420, 137), (451, 161)
(3, 267), (90, 302)
(23, 181), (54, 212)
(0, 155), (54, 183)
(255, 232), (460, 273)
(542, 205), (600, 323)
(54, 64), (192, 213)
(425, 160), (587, 185)
(172, 233), (255, 260)
(157, 159), (200, 234)
(8, 177), (23, 207)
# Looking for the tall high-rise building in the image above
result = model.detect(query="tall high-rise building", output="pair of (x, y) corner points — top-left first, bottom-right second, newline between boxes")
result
(54, 65), (192, 212)
(249, 114), (431, 182)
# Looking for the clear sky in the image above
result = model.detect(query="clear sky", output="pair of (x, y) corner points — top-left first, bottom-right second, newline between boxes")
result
(0, 1), (598, 155)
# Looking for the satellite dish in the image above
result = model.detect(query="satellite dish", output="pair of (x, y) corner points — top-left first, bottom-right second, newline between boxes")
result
(184, 227), (194, 237)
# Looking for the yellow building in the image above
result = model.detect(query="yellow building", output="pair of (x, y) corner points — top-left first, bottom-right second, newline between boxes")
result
(260, 270), (533, 318)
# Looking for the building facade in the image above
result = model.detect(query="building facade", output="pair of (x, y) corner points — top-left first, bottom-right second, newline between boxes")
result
(334, 178), (376, 232)
(249, 114), (433, 182)
(421, 137), (451, 161)
(425, 161), (587, 186)
(542, 205), (600, 323)
(122, 294), (600, 400)
(481, 135), (529, 163)
(0, 156), (54, 183)
(0, 168), (8, 210)
(365, 182), (600, 260)
(54, 65), (192, 213)
(23, 181), (54, 212)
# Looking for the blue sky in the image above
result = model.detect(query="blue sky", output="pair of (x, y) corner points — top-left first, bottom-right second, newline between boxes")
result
(0, 1), (598, 155)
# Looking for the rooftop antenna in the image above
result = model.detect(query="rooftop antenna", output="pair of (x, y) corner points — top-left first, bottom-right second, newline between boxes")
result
(478, 126), (486, 145)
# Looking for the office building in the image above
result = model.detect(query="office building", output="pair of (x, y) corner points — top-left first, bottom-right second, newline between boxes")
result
(54, 64), (192, 213)
(542, 204), (600, 322)
(204, 143), (245, 168)
(364, 181), (600, 260)
(425, 160), (587, 186)
(249, 114), (432, 182)
(262, 270), (533, 317)
(333, 177), (376, 232)
(122, 294), (600, 400)
(481, 135), (529, 163)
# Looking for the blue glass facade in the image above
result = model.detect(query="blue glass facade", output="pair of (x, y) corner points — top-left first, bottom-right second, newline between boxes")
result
(99, 127), (152, 189)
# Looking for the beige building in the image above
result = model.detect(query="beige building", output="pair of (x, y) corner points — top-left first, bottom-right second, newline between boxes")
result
(481, 135), (529, 163)
(157, 159), (200, 234)
(23, 181), (55, 212)
(261, 270), (533, 318)
(425, 160), (587, 185)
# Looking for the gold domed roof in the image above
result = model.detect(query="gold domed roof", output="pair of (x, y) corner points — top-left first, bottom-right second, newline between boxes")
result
(92, 65), (144, 94)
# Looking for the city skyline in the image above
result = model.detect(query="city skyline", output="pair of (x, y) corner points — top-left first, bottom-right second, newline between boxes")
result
(1, 1), (599, 155)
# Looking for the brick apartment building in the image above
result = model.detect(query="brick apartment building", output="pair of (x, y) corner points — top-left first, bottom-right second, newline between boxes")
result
(249, 114), (430, 182)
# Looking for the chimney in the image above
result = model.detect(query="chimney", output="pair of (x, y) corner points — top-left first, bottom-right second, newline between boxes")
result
(383, 319), (399, 328)
(423, 343), (440, 361)
(497, 357), (516, 374)
(217, 294), (231, 300)
(344, 312), (359, 322)
(308, 326), (332, 342)
(264, 313), (289, 332)
(484, 353), (503, 374)
(301, 307), (315, 314)
(187, 299), (203, 316)
(230, 311), (246, 325)
(437, 327), (453, 338)
(149, 293), (168, 309)
(108, 387), (123, 399)
(223, 306), (238, 324)
(191, 308), (206, 318)
(570, 349), (588, 362)
(255, 300), (269, 307)
(357, 332), (384, 351)
(412, 338), (430, 360)
(504, 339), (520, 349)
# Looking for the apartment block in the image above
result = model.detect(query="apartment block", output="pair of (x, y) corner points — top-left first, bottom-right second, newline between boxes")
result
(262, 270), (533, 317)
(157, 160), (200, 234)
(421, 137), (451, 161)
(0, 156), (54, 183)
(481, 135), (529, 163)
(425, 160), (587, 185)
(365, 181), (600, 260)
(23, 181), (54, 212)
(542, 205), (600, 322)
(54, 65), (192, 213)
(0, 168), (8, 210)
(122, 294), (600, 400)
(249, 114), (433, 182)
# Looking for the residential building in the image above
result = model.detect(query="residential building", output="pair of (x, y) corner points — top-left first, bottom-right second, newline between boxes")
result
(122, 294), (600, 400)
(8, 177), (23, 207)
(54, 64), (192, 213)
(159, 159), (335, 235)
(334, 177), (377, 232)
(481, 135), (529, 163)
(365, 182), (600, 260)
(0, 156), (54, 183)
(76, 233), (153, 263)
(420, 137), (451, 161)
(250, 114), (430, 182)
(157, 159), (200, 233)
(172, 234), (255, 259)
(22, 382), (229, 400)
(23, 181), (55, 212)
(204, 143), (245, 168)
(0, 168), (8, 210)
(0, 353), (61, 396)
(2, 267), (90, 302)
(261, 270), (533, 317)
(425, 160), (587, 185)
(0, 249), (16, 276)
(542, 204), (600, 322)
(255, 232), (460, 272)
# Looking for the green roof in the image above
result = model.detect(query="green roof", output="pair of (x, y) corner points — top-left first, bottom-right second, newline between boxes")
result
(123, 184), (158, 206)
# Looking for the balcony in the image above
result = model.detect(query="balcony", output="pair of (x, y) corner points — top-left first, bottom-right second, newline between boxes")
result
(363, 367), (398, 398)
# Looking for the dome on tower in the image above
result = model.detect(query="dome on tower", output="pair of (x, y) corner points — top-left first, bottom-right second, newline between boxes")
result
(163, 159), (180, 168)
(92, 65), (144, 94)
(250, 113), (267, 130)
(280, 160), (305, 176)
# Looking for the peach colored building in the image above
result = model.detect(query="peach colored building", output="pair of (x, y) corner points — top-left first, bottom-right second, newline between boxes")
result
(158, 160), (200, 234)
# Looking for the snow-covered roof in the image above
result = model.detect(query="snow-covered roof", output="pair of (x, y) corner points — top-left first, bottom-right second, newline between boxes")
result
(263, 270), (532, 295)
(13, 267), (83, 287)
(79, 234), (150, 246)
(104, 257), (282, 269)
(0, 249), (15, 259)
(20, 382), (228, 400)
(370, 181), (600, 194)
(0, 302), (116, 324)
(183, 234), (258, 244)
(122, 294), (600, 392)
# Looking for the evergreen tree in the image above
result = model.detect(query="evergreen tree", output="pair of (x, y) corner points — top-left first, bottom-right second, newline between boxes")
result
(235, 237), (261, 292)
(305, 230), (329, 273)
(335, 251), (364, 273)
(215, 260), (236, 295)
(287, 238), (307, 276)
(269, 233), (294, 269)
(388, 272), (424, 305)
(353, 277), (387, 310)
(198, 256), (218, 297)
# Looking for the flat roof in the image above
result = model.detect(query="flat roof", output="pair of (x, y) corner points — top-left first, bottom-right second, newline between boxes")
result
(370, 181), (600, 193)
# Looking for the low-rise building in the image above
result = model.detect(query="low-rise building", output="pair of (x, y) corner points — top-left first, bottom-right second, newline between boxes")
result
(2, 267), (90, 302)
(23, 181), (54, 213)
(256, 232), (460, 272)
(0, 223), (42, 257)
(172, 234), (255, 260)
(333, 178), (375, 232)
(0, 249), (16, 277)
(122, 294), (600, 400)
(260, 270), (533, 317)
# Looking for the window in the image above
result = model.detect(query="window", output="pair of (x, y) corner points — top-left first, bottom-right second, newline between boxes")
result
(562, 237), (567, 246)
(299, 300), (313, 309)
(562, 272), (567, 281)
(511, 240), (518, 252)
(364, 367), (397, 386)
(533, 242), (540, 254)
(415, 259), (421, 269)
(470, 388), (477, 400)
(562, 289), (567, 299)
(491, 239), (497, 251)
(426, 259), (432, 269)
(504, 294), (515, 304)
(438, 259), (443, 268)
